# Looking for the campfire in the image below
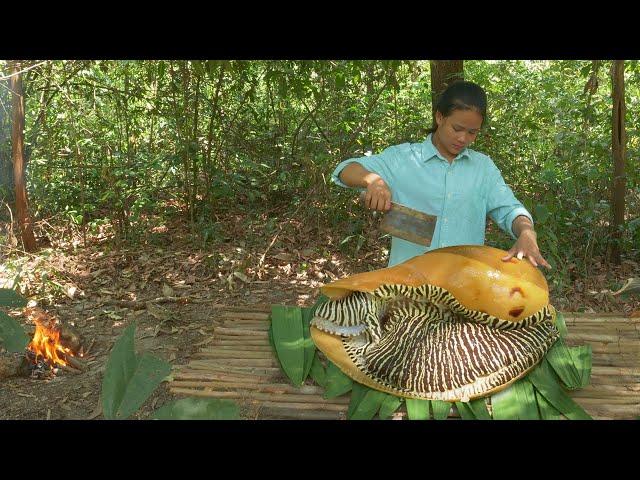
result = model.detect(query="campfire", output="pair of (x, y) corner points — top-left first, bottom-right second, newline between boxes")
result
(0, 308), (89, 380)
(24, 307), (86, 374)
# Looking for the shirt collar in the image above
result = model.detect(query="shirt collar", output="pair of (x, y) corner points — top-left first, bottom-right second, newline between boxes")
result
(422, 133), (471, 163)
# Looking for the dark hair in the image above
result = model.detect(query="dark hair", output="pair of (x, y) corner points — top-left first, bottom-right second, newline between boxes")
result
(429, 80), (487, 133)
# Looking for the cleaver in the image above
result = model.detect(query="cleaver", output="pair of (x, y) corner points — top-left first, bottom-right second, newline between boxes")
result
(359, 192), (438, 247)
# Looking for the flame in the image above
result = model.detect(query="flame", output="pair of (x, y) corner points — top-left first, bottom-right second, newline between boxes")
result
(26, 309), (74, 367)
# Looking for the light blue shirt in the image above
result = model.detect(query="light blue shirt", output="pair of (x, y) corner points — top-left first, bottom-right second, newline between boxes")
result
(332, 134), (533, 266)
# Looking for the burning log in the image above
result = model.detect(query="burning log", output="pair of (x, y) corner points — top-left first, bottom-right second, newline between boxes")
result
(24, 307), (85, 370)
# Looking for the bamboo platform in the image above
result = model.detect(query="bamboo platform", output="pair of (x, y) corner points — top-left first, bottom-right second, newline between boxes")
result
(170, 307), (640, 420)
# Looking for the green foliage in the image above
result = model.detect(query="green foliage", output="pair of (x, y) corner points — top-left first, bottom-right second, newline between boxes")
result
(0, 311), (30, 353)
(0, 288), (29, 352)
(270, 305), (305, 387)
(0, 288), (28, 308)
(101, 322), (172, 419)
(2, 59), (637, 295)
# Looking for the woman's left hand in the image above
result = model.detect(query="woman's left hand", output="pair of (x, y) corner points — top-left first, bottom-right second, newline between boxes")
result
(501, 230), (552, 269)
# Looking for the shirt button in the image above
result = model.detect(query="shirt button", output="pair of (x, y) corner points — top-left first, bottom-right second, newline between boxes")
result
(447, 193), (452, 198)
(444, 218), (448, 223)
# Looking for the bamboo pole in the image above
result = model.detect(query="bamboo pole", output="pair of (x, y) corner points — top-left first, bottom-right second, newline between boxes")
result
(214, 327), (269, 336)
(219, 312), (271, 320)
(173, 372), (280, 383)
(212, 339), (272, 346)
(254, 408), (346, 420)
(193, 351), (275, 359)
(188, 358), (280, 367)
(169, 388), (350, 405)
(170, 380), (325, 395)
(590, 366), (640, 376)
(214, 321), (270, 330)
(200, 345), (274, 352)
(186, 362), (282, 374)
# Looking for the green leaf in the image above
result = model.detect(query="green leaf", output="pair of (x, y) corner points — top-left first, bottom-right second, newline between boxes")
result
(491, 378), (540, 419)
(455, 402), (476, 420)
(348, 383), (388, 420)
(270, 305), (305, 386)
(0, 288), (27, 308)
(431, 400), (452, 420)
(309, 352), (327, 388)
(102, 322), (171, 419)
(153, 398), (240, 420)
(0, 311), (29, 353)
(324, 361), (353, 398)
(527, 359), (592, 420)
(301, 306), (317, 382)
(546, 338), (584, 389)
(469, 398), (492, 420)
(555, 310), (569, 338)
(378, 394), (403, 420)
(534, 389), (563, 420)
(569, 345), (592, 388)
(406, 399), (430, 420)
(114, 352), (172, 419)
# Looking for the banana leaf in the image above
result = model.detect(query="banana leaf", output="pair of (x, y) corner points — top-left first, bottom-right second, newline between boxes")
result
(348, 383), (388, 420)
(406, 399), (430, 420)
(527, 359), (592, 420)
(378, 394), (404, 420)
(270, 305), (305, 386)
(534, 389), (564, 420)
(324, 361), (353, 398)
(491, 378), (540, 419)
(455, 402), (476, 420)
(546, 338), (584, 389)
(0, 311), (29, 353)
(431, 400), (453, 420)
(555, 310), (569, 338)
(309, 352), (327, 388)
(469, 398), (492, 419)
(0, 288), (27, 308)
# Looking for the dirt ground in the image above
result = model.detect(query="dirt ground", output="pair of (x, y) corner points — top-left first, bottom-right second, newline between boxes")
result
(1, 214), (638, 420)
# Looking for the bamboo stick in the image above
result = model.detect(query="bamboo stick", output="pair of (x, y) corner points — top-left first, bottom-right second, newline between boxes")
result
(183, 364), (283, 375)
(220, 312), (271, 321)
(193, 351), (275, 360)
(590, 366), (640, 376)
(188, 358), (280, 367)
(213, 327), (269, 340)
(200, 345), (274, 352)
(214, 321), (270, 330)
(173, 372), (280, 383)
(572, 397), (639, 405)
(170, 381), (325, 395)
(242, 401), (348, 412)
(565, 333), (637, 343)
(580, 405), (640, 417)
(212, 339), (272, 346)
(217, 305), (272, 313)
(169, 388), (350, 405)
(254, 408), (346, 420)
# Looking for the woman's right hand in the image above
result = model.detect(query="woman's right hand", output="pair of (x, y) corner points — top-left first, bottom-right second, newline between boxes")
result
(363, 177), (392, 211)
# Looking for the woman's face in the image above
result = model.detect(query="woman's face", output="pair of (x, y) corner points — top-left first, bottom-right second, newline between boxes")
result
(433, 109), (483, 159)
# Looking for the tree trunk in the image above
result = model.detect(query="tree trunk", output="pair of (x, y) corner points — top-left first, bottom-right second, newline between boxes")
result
(430, 60), (464, 128)
(10, 61), (38, 252)
(610, 60), (626, 264)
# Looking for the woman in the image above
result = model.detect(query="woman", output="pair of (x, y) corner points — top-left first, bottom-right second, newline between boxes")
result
(332, 80), (550, 269)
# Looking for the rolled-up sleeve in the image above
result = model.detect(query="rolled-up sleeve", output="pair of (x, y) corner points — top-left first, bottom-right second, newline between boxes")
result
(485, 163), (533, 239)
(331, 147), (398, 190)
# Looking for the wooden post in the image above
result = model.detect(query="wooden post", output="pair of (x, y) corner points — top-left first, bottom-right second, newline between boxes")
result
(10, 60), (37, 252)
(610, 60), (626, 264)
